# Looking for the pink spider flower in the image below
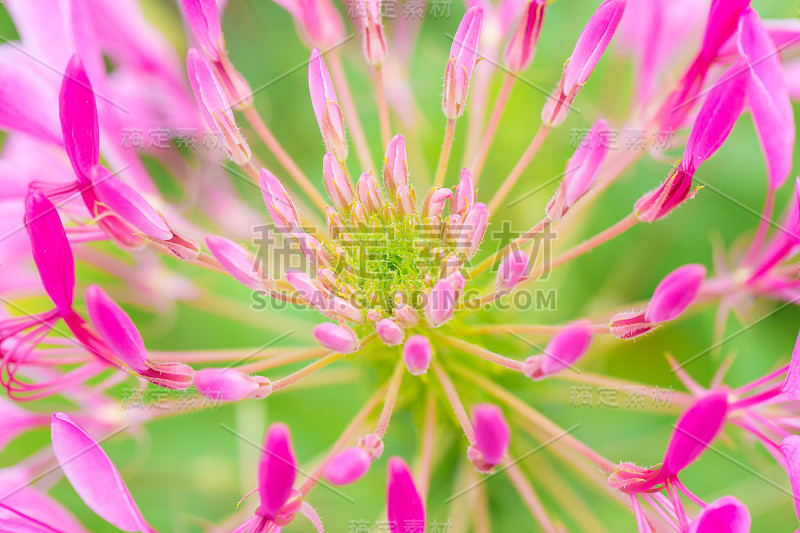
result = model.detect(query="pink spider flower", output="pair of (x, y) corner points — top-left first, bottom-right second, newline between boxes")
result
(234, 423), (323, 533)
(443, 7), (484, 119)
(609, 390), (730, 531)
(386, 457), (425, 533)
(542, 0), (625, 127)
(271, 0), (346, 49)
(524, 320), (593, 379)
(636, 60), (748, 222)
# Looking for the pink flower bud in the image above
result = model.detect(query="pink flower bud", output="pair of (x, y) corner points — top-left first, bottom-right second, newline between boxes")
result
(645, 264), (706, 323)
(323, 152), (354, 211)
(295, 231), (332, 270)
(524, 320), (593, 379)
(394, 304), (420, 327)
(386, 457), (425, 533)
(309, 48), (347, 161)
(353, 0), (387, 65)
(91, 167), (172, 241)
(59, 55), (99, 184)
(503, 0), (546, 72)
(609, 311), (656, 340)
(325, 446), (372, 485)
(357, 171), (383, 212)
(563, 119), (609, 207)
(402, 335), (433, 375)
(737, 8), (795, 190)
(206, 235), (272, 292)
(689, 496), (751, 533)
(452, 168), (475, 215)
(260, 169), (301, 238)
(426, 278), (457, 327)
(563, 0), (626, 96)
(258, 423), (297, 520)
(383, 134), (408, 193)
(495, 248), (529, 291)
(469, 404), (510, 472)
(273, 0), (345, 49)
(194, 368), (271, 401)
(25, 191), (75, 315)
(443, 7), (483, 119)
(395, 184), (415, 216)
(662, 390), (728, 476)
(423, 187), (452, 219)
(180, 0), (223, 61)
(779, 435), (800, 523)
(313, 323), (359, 353)
(377, 318), (405, 346)
(459, 202), (489, 259)
(542, 0), (624, 126)
(186, 48), (250, 164)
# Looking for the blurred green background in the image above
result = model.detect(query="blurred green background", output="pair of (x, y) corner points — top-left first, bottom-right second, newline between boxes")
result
(1, 0), (800, 531)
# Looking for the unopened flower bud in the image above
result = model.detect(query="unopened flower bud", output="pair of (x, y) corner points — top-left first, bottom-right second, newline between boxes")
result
(443, 7), (483, 119)
(383, 134), (408, 193)
(377, 318), (405, 346)
(206, 235), (273, 292)
(524, 320), (593, 379)
(323, 152), (354, 211)
(468, 403), (510, 472)
(495, 248), (529, 290)
(309, 48), (347, 161)
(503, 0), (546, 72)
(313, 323), (360, 353)
(194, 368), (271, 401)
(402, 335), (433, 375)
(609, 311), (655, 339)
(645, 264), (706, 323)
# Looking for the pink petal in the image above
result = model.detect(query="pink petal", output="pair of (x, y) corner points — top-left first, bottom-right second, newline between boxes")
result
(563, 119), (610, 206)
(563, 0), (626, 96)
(50, 413), (151, 532)
(780, 435), (800, 523)
(84, 284), (148, 372)
(781, 330), (800, 401)
(662, 390), (728, 476)
(471, 403), (511, 465)
(258, 423), (297, 519)
(443, 7), (483, 118)
(59, 55), (100, 184)
(206, 235), (267, 292)
(193, 367), (266, 401)
(377, 318), (405, 346)
(260, 168), (301, 237)
(689, 496), (751, 533)
(453, 169), (475, 214)
(91, 166), (172, 240)
(698, 0), (752, 63)
(426, 278), (457, 327)
(383, 134), (408, 193)
(683, 60), (748, 172)
(180, 0), (223, 61)
(503, 0), (545, 72)
(324, 446), (371, 485)
(25, 191), (75, 315)
(386, 457), (425, 533)
(402, 335), (433, 375)
(313, 322), (359, 353)
(540, 320), (593, 377)
(645, 264), (706, 323)
(737, 8), (795, 190)
(495, 248), (530, 290)
(0, 47), (62, 145)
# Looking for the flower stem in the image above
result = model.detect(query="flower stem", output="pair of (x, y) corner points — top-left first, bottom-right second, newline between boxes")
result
(453, 364), (616, 472)
(329, 51), (375, 172)
(374, 359), (405, 438)
(468, 323), (612, 336)
(271, 352), (344, 392)
(299, 384), (387, 496)
(435, 333), (524, 372)
(469, 216), (551, 278)
(487, 124), (551, 214)
(742, 186), (776, 267)
(433, 118), (457, 188)
(241, 106), (328, 212)
(415, 393), (437, 502)
(502, 458), (558, 533)
(432, 362), (475, 443)
(374, 65), (391, 148)
(520, 212), (640, 286)
(471, 72), (515, 184)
